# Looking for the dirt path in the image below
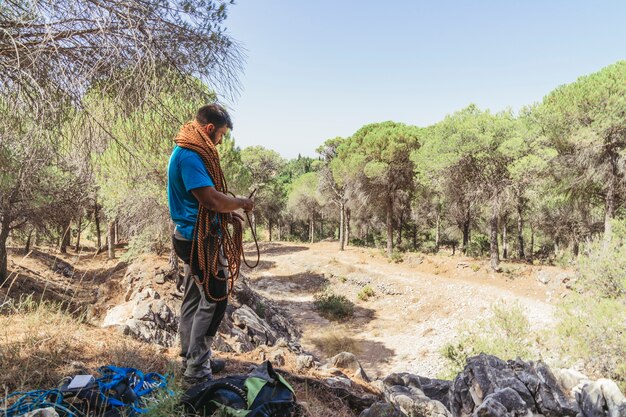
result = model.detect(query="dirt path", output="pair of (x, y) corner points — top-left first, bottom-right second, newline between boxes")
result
(243, 241), (567, 380)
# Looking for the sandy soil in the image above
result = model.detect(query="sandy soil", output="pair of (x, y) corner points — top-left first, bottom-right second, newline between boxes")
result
(242, 241), (571, 380)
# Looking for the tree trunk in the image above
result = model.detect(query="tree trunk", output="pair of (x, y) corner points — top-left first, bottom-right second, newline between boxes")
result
(489, 199), (500, 271)
(530, 225), (535, 260)
(604, 173), (616, 247)
(386, 194), (394, 257)
(339, 202), (345, 251)
(94, 199), (102, 250)
(309, 218), (314, 243)
(435, 212), (441, 253)
(114, 220), (119, 245)
(517, 205), (525, 259)
(60, 221), (71, 254)
(412, 224), (417, 250)
(75, 216), (82, 253)
(462, 207), (470, 254)
(0, 223), (9, 283)
(396, 212), (403, 246)
(345, 208), (351, 247)
(501, 216), (508, 260)
(268, 218), (273, 242)
(25, 229), (33, 253)
(107, 221), (116, 259)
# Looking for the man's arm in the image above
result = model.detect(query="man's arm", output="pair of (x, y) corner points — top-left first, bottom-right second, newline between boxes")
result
(191, 187), (254, 213)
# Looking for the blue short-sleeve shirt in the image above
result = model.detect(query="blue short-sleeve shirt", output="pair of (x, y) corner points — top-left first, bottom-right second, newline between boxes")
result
(167, 146), (214, 240)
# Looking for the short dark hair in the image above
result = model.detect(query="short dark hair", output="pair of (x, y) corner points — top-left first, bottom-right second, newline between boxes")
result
(196, 103), (233, 130)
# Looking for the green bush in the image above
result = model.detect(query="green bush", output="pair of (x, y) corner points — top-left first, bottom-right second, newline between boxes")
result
(357, 285), (375, 301)
(465, 234), (490, 257)
(440, 301), (534, 380)
(389, 249), (404, 263)
(314, 291), (354, 321)
(554, 220), (626, 390)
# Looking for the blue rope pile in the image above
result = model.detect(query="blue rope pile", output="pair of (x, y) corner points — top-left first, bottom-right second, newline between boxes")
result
(1, 366), (172, 417)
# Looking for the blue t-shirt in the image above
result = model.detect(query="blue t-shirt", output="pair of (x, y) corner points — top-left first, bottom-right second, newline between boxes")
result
(167, 146), (214, 240)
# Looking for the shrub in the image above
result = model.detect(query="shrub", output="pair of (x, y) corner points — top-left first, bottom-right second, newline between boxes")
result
(466, 234), (490, 257)
(554, 220), (626, 390)
(389, 249), (404, 264)
(309, 330), (361, 357)
(440, 301), (534, 380)
(314, 291), (354, 321)
(357, 285), (375, 301)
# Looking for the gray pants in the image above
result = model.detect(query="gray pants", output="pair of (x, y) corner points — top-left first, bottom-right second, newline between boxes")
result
(174, 230), (228, 379)
(179, 263), (227, 378)
(179, 264), (213, 378)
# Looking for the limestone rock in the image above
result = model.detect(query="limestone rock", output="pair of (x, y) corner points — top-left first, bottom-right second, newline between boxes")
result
(329, 351), (370, 382)
(231, 304), (278, 346)
(576, 379), (626, 417)
(296, 354), (315, 371)
(449, 354), (578, 417)
(359, 402), (407, 417)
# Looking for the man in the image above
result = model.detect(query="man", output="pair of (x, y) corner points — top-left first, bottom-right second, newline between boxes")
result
(167, 103), (253, 385)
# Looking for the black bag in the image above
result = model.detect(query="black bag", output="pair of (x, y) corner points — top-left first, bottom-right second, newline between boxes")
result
(181, 361), (301, 417)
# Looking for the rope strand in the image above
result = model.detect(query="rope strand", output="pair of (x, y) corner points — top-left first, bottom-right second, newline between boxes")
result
(174, 120), (253, 302)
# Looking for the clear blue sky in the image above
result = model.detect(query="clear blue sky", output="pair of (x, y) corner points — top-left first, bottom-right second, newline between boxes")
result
(222, 1), (626, 159)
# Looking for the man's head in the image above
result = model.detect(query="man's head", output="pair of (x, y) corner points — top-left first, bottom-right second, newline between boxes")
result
(196, 103), (233, 145)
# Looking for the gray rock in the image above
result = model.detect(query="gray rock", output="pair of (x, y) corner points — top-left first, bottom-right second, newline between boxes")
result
(383, 373), (451, 410)
(232, 304), (278, 346)
(296, 354), (315, 371)
(536, 270), (551, 285)
(21, 407), (60, 417)
(359, 402), (407, 417)
(154, 272), (166, 284)
(325, 376), (353, 389)
(329, 351), (370, 382)
(478, 387), (533, 416)
(576, 379), (626, 417)
(552, 368), (590, 393)
(383, 373), (452, 417)
(450, 354), (579, 417)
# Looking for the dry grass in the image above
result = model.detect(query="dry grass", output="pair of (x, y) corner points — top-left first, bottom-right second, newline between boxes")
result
(0, 296), (177, 393)
(309, 329), (362, 358)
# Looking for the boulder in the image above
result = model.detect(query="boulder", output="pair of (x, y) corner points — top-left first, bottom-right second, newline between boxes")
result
(576, 379), (626, 417)
(231, 304), (278, 346)
(449, 354), (579, 417)
(382, 373), (452, 417)
(359, 402), (408, 417)
(329, 352), (370, 382)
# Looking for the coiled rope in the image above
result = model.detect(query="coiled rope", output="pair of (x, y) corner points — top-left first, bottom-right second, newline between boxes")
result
(175, 120), (259, 302)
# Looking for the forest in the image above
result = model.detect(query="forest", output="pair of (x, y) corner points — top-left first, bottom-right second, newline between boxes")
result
(1, 0), (625, 280)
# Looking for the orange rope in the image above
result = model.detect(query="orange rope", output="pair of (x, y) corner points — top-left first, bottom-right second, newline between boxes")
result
(174, 120), (244, 302)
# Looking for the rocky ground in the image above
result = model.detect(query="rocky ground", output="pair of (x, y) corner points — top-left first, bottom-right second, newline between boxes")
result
(242, 241), (571, 379)
(3, 242), (624, 417)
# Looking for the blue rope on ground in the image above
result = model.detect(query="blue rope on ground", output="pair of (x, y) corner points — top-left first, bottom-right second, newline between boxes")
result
(1, 367), (172, 417)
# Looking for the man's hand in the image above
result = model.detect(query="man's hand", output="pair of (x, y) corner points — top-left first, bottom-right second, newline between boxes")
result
(240, 198), (254, 212)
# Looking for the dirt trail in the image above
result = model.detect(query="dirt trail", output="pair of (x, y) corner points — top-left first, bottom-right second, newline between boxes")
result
(243, 241), (566, 380)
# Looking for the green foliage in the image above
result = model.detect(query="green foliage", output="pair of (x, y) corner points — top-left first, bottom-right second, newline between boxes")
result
(314, 291), (354, 321)
(577, 220), (626, 298)
(357, 285), (375, 301)
(554, 220), (626, 388)
(389, 250), (404, 264)
(465, 234), (490, 257)
(440, 301), (534, 380)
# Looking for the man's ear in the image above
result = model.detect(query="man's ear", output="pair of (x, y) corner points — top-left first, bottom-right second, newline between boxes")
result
(205, 123), (215, 134)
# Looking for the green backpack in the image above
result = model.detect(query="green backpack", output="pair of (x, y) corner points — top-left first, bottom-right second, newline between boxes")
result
(181, 361), (302, 417)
